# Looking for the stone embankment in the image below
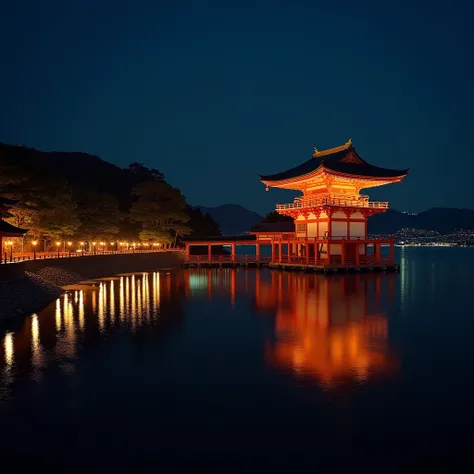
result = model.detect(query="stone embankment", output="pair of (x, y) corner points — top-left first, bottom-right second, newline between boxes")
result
(0, 251), (184, 322)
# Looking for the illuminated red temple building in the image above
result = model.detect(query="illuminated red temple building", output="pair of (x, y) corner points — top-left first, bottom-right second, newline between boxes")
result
(0, 196), (28, 256)
(183, 139), (408, 271)
(259, 139), (408, 267)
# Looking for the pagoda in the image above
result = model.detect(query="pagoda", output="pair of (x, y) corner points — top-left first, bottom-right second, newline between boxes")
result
(0, 196), (28, 258)
(259, 139), (408, 268)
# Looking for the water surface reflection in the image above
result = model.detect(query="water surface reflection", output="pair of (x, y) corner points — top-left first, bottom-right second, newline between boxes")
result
(256, 272), (398, 387)
(0, 271), (179, 399)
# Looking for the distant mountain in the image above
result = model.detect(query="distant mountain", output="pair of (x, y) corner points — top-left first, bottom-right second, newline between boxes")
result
(196, 204), (263, 235)
(369, 208), (474, 234)
(197, 203), (474, 236)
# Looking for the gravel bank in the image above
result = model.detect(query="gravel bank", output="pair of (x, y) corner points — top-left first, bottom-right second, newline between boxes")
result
(0, 272), (63, 322)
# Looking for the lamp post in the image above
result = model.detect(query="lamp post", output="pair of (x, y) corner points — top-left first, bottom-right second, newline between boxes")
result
(80, 242), (85, 255)
(56, 241), (61, 258)
(92, 242), (97, 255)
(32, 240), (37, 260)
(8, 241), (13, 262)
(68, 241), (72, 257)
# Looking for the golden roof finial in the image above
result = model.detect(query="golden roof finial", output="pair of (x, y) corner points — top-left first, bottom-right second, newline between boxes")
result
(313, 139), (353, 158)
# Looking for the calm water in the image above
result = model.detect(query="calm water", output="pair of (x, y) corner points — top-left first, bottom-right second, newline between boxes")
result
(1, 248), (474, 472)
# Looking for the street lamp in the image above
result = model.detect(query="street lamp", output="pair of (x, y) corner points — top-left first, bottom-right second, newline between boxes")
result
(92, 242), (97, 255)
(68, 241), (72, 257)
(32, 240), (37, 260)
(56, 241), (61, 258)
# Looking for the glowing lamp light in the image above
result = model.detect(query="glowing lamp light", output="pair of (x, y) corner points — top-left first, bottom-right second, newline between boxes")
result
(32, 241), (38, 246)
(93, 242), (97, 246)
(100, 242), (105, 246)
(68, 242), (72, 246)
(56, 242), (61, 247)
(79, 242), (85, 246)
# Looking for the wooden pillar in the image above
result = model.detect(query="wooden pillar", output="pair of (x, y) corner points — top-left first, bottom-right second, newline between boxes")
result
(278, 241), (282, 263)
(305, 241), (309, 265)
(231, 243), (236, 262)
(341, 242), (345, 266)
(355, 243), (360, 266)
(256, 243), (260, 262)
(207, 244), (211, 261)
(327, 242), (331, 264)
(185, 243), (190, 258)
(375, 242), (381, 264)
(389, 239), (395, 264)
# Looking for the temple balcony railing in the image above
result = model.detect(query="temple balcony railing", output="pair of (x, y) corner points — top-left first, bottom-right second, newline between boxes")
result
(276, 196), (389, 211)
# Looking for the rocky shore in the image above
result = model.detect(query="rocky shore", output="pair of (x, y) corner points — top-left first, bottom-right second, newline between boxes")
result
(0, 272), (63, 322)
(0, 251), (184, 323)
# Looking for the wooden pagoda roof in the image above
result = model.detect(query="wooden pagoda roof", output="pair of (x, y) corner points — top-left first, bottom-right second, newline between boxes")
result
(259, 140), (409, 183)
(0, 220), (28, 236)
(249, 222), (295, 233)
(183, 234), (257, 243)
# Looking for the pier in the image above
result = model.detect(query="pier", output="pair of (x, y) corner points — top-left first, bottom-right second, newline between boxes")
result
(182, 234), (399, 273)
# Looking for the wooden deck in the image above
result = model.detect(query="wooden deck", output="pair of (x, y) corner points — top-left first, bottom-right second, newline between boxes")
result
(183, 255), (271, 268)
(183, 255), (399, 273)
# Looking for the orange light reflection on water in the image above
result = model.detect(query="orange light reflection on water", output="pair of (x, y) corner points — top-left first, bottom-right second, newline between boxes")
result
(256, 272), (398, 388)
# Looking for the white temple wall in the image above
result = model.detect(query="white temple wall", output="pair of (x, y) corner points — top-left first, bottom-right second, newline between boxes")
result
(331, 221), (348, 239)
(318, 221), (328, 238)
(307, 222), (317, 237)
(349, 222), (366, 239)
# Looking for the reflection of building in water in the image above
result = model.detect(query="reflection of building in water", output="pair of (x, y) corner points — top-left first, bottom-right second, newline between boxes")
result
(255, 272), (398, 387)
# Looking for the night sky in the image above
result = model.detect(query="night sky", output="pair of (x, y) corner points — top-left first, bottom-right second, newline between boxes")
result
(1, 0), (473, 215)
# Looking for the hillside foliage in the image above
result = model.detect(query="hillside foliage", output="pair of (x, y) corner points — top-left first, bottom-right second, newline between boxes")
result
(0, 142), (220, 247)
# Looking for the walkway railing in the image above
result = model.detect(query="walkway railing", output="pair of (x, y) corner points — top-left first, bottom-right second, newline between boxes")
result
(0, 248), (181, 265)
(185, 255), (272, 263)
(276, 196), (389, 210)
(276, 255), (393, 266)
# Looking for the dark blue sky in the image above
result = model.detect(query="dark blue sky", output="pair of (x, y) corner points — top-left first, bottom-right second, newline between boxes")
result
(1, 0), (473, 215)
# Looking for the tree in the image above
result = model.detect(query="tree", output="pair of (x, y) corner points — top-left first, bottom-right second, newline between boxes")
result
(131, 180), (191, 246)
(37, 181), (80, 240)
(74, 188), (122, 240)
(187, 207), (221, 236)
(262, 210), (293, 223)
(127, 162), (165, 185)
(3, 167), (79, 240)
